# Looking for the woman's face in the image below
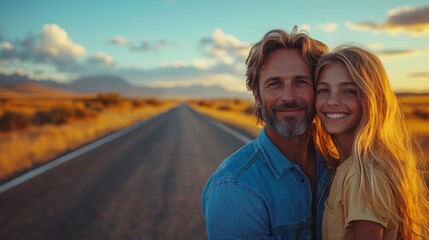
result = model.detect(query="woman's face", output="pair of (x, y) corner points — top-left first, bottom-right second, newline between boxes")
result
(315, 62), (362, 137)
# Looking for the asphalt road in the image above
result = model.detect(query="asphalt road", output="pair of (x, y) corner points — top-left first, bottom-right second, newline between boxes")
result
(0, 104), (252, 240)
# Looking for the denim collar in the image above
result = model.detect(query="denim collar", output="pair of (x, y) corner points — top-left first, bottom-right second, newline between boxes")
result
(257, 128), (296, 179)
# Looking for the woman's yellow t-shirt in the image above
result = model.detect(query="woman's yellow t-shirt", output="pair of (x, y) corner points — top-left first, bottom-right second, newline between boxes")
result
(322, 156), (399, 239)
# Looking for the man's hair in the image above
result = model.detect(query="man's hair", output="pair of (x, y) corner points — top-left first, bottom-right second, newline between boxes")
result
(245, 27), (328, 123)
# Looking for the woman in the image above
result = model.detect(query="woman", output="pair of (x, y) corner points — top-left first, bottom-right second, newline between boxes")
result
(314, 45), (429, 239)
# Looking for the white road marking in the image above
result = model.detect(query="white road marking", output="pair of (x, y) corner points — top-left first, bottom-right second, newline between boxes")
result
(204, 117), (252, 144)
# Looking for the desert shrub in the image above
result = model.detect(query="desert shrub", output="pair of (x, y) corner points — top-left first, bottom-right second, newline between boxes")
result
(72, 107), (95, 119)
(83, 100), (104, 112)
(32, 108), (70, 125)
(217, 105), (232, 111)
(131, 100), (145, 108)
(232, 99), (241, 105)
(243, 105), (254, 115)
(145, 98), (161, 107)
(0, 111), (30, 132)
(413, 109), (429, 120)
(196, 100), (213, 108)
(95, 92), (122, 106)
(31, 111), (52, 126)
(31, 107), (94, 126)
(48, 108), (74, 125)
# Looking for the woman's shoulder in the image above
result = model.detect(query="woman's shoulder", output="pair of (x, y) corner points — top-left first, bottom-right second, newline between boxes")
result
(335, 156), (357, 181)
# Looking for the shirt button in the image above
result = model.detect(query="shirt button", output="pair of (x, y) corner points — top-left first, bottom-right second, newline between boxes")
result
(300, 178), (304, 183)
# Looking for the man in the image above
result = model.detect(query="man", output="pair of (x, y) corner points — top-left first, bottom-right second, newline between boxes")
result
(201, 28), (331, 239)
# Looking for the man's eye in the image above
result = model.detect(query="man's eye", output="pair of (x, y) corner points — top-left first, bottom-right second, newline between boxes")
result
(296, 80), (307, 86)
(268, 82), (281, 87)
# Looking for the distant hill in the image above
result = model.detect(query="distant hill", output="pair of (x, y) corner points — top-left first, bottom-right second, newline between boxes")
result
(396, 92), (429, 97)
(3, 83), (69, 94)
(0, 73), (250, 99)
(0, 83), (83, 98)
(0, 73), (34, 86)
(163, 85), (251, 99)
(39, 75), (170, 97)
(0, 74), (82, 98)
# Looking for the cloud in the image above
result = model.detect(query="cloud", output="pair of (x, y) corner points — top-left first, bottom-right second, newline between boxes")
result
(107, 29), (250, 90)
(375, 48), (429, 59)
(346, 5), (429, 36)
(409, 72), (429, 78)
(191, 59), (217, 70)
(345, 21), (380, 32)
(126, 29), (252, 89)
(161, 60), (189, 68)
(1, 42), (13, 50)
(385, 6), (429, 35)
(87, 51), (114, 67)
(131, 39), (166, 51)
(317, 22), (338, 33)
(0, 41), (15, 59)
(0, 24), (86, 71)
(110, 35), (167, 52)
(199, 28), (250, 65)
(103, 29), (249, 89)
(37, 24), (86, 59)
(109, 36), (131, 46)
(161, 59), (217, 70)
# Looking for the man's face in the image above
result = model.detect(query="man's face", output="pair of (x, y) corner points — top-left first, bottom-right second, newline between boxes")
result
(255, 49), (315, 137)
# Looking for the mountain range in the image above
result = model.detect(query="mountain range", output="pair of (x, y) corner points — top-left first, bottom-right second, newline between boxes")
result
(0, 74), (251, 99)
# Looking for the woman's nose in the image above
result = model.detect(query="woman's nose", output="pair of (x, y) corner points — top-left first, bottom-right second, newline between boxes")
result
(326, 92), (340, 106)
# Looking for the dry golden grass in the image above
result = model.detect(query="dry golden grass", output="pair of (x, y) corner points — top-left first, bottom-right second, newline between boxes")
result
(188, 99), (262, 137)
(398, 95), (429, 136)
(0, 96), (179, 180)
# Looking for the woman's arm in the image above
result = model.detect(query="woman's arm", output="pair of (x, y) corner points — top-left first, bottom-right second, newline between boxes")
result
(352, 220), (384, 240)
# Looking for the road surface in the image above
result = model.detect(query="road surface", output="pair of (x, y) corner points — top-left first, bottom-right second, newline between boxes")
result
(0, 104), (253, 240)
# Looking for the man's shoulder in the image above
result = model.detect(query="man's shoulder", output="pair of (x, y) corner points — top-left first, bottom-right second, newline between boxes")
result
(205, 139), (265, 187)
(202, 139), (268, 210)
(217, 140), (260, 177)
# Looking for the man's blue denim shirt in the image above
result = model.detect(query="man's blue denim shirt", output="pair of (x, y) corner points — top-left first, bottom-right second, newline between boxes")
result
(202, 128), (331, 240)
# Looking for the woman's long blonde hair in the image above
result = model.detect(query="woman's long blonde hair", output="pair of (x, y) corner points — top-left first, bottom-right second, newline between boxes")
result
(314, 45), (429, 239)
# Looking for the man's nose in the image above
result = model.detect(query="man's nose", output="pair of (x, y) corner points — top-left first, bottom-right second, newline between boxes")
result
(280, 86), (296, 102)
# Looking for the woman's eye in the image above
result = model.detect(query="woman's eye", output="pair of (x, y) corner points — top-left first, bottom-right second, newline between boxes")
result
(344, 89), (357, 94)
(317, 88), (328, 94)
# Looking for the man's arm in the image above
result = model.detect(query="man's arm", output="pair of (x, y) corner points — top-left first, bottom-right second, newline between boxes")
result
(202, 182), (269, 239)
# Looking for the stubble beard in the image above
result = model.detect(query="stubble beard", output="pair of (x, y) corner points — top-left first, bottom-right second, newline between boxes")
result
(261, 101), (315, 137)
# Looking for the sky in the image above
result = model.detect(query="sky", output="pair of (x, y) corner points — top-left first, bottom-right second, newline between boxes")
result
(0, 0), (429, 93)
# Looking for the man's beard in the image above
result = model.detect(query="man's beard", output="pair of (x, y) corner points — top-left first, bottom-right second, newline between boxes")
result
(261, 101), (314, 137)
